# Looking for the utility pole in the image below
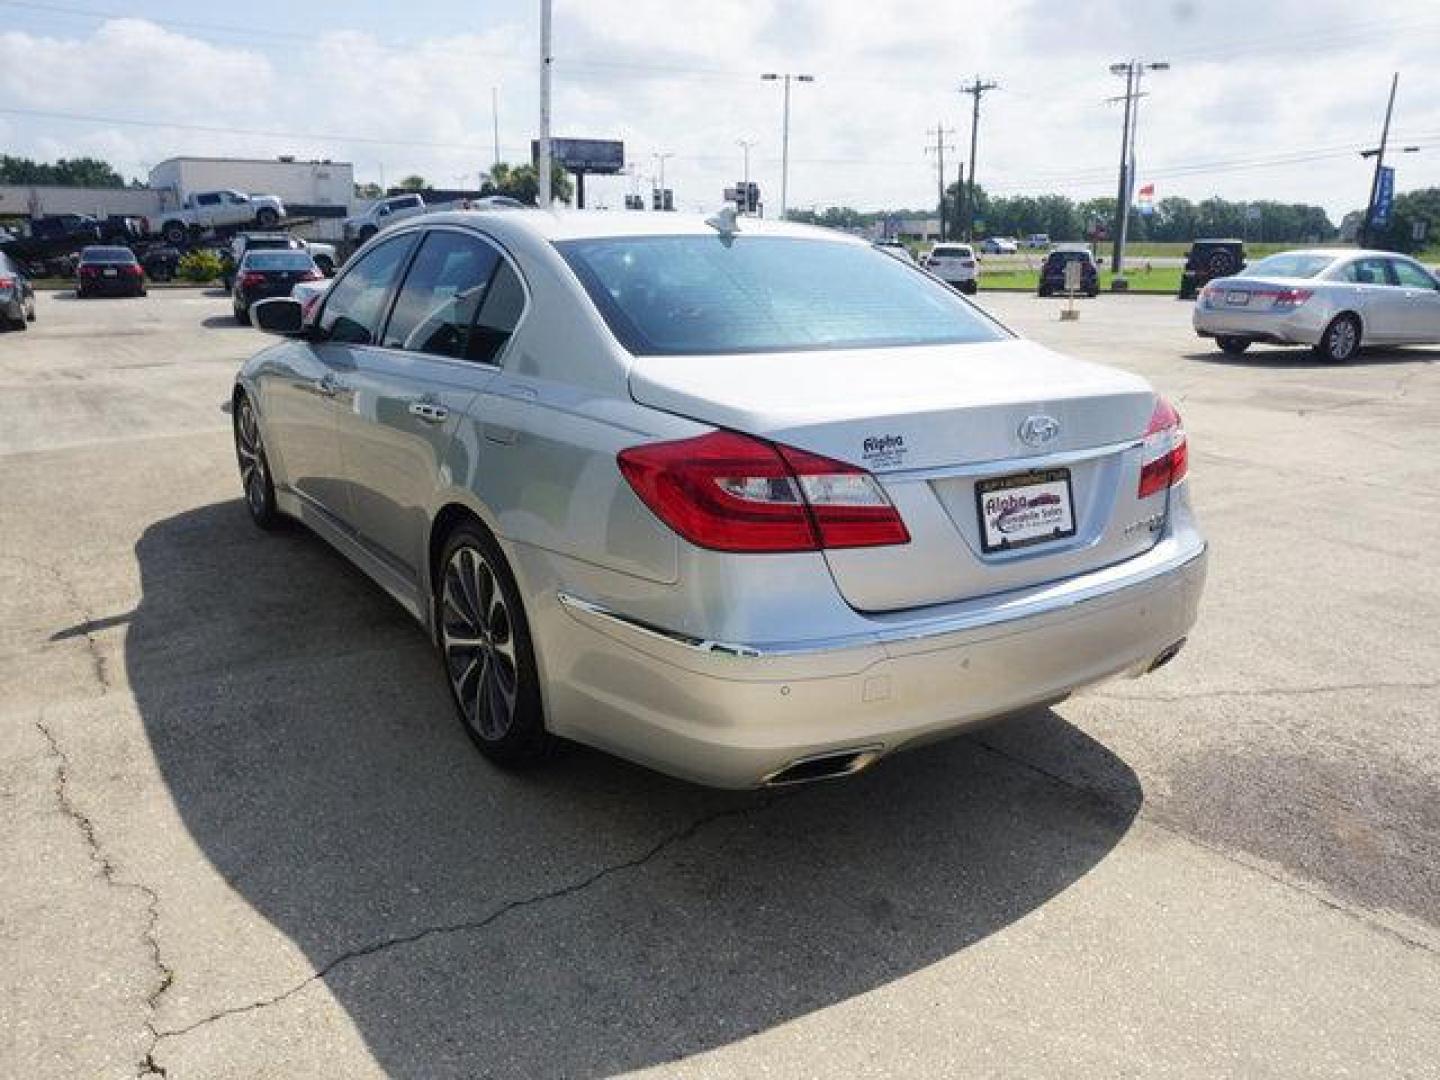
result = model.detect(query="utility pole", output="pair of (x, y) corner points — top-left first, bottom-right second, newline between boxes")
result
(761, 72), (816, 219)
(1359, 73), (1400, 249)
(960, 77), (997, 240)
(538, 0), (553, 208)
(1108, 59), (1168, 278)
(925, 124), (956, 241)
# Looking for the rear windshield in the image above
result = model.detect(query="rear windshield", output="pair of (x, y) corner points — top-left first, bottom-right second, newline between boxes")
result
(81, 247), (136, 264)
(1047, 251), (1091, 263)
(931, 246), (973, 258)
(556, 235), (1007, 356)
(243, 252), (314, 271)
(1246, 253), (1335, 279)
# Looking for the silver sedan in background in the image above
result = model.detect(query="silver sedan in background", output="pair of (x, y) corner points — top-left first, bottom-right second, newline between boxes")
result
(234, 210), (1206, 788)
(1193, 248), (1440, 361)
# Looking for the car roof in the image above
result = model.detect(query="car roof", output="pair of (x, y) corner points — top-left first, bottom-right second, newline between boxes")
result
(79, 245), (135, 258)
(414, 208), (865, 247)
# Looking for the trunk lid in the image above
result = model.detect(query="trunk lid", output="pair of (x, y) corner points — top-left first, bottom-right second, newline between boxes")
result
(629, 339), (1167, 612)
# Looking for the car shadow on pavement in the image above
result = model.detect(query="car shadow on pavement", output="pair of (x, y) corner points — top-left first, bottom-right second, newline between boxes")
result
(199, 315), (248, 330)
(126, 500), (1141, 1077)
(1185, 345), (1439, 368)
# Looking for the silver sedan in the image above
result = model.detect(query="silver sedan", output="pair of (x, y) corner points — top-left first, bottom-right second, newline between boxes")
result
(1193, 248), (1440, 361)
(234, 210), (1206, 788)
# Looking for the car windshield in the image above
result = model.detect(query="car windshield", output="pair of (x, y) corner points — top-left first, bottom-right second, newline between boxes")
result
(1247, 253), (1335, 279)
(81, 247), (136, 264)
(557, 235), (1007, 356)
(243, 252), (314, 272)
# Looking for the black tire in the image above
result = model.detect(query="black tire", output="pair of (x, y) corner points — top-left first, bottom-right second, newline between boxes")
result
(1087, 289), (1099, 298)
(256, 208), (280, 228)
(233, 393), (281, 530)
(1314, 314), (1361, 363)
(234, 306), (248, 325)
(435, 522), (554, 768)
(162, 221), (187, 245)
(1037, 285), (1051, 298)
(960, 281), (978, 295)
(1217, 336), (1250, 355)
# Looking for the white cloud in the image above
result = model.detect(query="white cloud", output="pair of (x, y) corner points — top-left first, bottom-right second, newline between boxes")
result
(1, 3), (1437, 218)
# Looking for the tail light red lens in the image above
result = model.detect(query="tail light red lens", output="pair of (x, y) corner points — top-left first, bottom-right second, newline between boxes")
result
(240, 272), (266, 288)
(617, 430), (910, 553)
(299, 269), (323, 281)
(124, 264), (142, 275)
(1138, 397), (1189, 499)
(0, 276), (13, 290)
(80, 265), (100, 276)
(1266, 287), (1312, 310)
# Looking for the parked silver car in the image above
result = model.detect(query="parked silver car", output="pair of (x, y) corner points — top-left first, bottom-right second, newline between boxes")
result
(234, 211), (1206, 788)
(1192, 248), (1440, 361)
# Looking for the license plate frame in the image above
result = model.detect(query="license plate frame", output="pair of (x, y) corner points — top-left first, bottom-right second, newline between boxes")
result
(1225, 289), (1249, 305)
(975, 467), (1077, 554)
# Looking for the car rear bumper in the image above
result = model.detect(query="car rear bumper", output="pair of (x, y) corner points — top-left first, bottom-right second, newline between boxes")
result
(77, 277), (144, 296)
(533, 496), (1207, 788)
(1192, 303), (1329, 345)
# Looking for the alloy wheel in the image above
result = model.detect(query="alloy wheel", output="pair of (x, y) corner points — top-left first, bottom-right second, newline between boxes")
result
(1328, 318), (1358, 360)
(441, 545), (520, 742)
(235, 399), (269, 518)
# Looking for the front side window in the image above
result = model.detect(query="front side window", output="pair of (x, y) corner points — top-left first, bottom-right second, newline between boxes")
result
(196, 193), (221, 206)
(557, 235), (1006, 356)
(1390, 260), (1437, 289)
(383, 231), (500, 358)
(318, 234), (416, 345)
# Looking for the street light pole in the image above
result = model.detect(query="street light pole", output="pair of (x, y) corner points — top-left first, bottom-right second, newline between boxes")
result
(761, 72), (815, 220)
(736, 138), (757, 211)
(653, 152), (674, 208)
(538, 0), (553, 208)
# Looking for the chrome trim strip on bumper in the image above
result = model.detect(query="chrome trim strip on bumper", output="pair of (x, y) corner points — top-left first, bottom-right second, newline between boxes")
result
(886, 437), (1144, 482)
(557, 539), (1206, 661)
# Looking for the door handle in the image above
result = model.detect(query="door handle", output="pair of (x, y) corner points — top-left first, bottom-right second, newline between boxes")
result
(408, 398), (449, 424)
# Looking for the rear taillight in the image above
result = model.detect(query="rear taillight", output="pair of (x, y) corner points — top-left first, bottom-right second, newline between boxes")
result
(124, 264), (142, 275)
(1264, 287), (1312, 310)
(299, 269), (323, 281)
(617, 430), (910, 553)
(79, 265), (98, 276)
(240, 271), (266, 288)
(1138, 397), (1189, 499)
(0, 276), (12, 290)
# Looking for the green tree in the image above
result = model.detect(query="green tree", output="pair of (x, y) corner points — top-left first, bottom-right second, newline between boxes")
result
(1367, 186), (1440, 254)
(354, 181), (384, 199)
(397, 175), (427, 191)
(0, 155), (127, 187)
(480, 162), (573, 205)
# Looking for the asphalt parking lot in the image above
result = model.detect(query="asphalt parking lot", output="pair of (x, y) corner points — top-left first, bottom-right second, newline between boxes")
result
(3, 287), (1437, 1079)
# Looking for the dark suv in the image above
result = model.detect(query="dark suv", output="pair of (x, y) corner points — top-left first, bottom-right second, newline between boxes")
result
(1037, 249), (1099, 297)
(1179, 239), (1246, 299)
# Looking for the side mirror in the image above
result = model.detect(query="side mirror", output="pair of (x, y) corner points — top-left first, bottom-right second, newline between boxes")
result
(251, 297), (306, 336)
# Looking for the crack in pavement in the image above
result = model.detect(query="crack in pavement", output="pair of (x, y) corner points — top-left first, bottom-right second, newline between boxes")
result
(150, 790), (799, 1050)
(35, 716), (174, 1079)
(1, 553), (113, 694)
(1089, 679), (1440, 705)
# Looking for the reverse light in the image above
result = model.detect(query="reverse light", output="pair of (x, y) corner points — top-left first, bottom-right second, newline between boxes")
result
(617, 430), (910, 553)
(1265, 287), (1313, 310)
(1137, 397), (1189, 499)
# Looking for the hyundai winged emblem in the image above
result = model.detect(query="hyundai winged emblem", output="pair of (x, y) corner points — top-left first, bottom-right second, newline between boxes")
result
(1018, 414), (1061, 448)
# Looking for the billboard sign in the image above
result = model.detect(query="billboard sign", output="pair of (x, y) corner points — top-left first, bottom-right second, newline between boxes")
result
(532, 138), (625, 174)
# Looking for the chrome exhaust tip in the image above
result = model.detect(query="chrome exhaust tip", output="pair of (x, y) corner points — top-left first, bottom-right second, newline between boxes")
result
(1146, 638), (1187, 674)
(762, 745), (885, 787)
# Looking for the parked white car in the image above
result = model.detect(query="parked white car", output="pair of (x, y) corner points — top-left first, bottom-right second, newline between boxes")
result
(1193, 248), (1440, 362)
(924, 243), (979, 293)
(981, 237), (1019, 254)
(154, 190), (286, 245)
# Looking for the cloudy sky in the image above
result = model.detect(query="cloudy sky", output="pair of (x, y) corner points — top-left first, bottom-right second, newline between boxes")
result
(1, 0), (1437, 220)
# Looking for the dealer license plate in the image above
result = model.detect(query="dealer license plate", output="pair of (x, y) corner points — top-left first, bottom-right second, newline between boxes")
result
(1225, 289), (1249, 305)
(976, 468), (1077, 553)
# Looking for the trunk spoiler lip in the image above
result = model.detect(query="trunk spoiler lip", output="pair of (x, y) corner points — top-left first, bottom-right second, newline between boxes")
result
(875, 435), (1145, 482)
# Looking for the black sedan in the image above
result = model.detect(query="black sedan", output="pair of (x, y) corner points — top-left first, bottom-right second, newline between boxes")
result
(232, 250), (322, 324)
(0, 251), (37, 329)
(76, 246), (147, 298)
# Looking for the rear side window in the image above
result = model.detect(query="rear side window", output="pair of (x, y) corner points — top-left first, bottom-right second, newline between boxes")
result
(1339, 258), (1392, 286)
(558, 235), (1005, 356)
(382, 231), (502, 359)
(319, 234), (416, 345)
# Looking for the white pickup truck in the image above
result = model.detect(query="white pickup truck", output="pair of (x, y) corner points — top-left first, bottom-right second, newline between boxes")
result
(342, 192), (428, 243)
(154, 190), (287, 244)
